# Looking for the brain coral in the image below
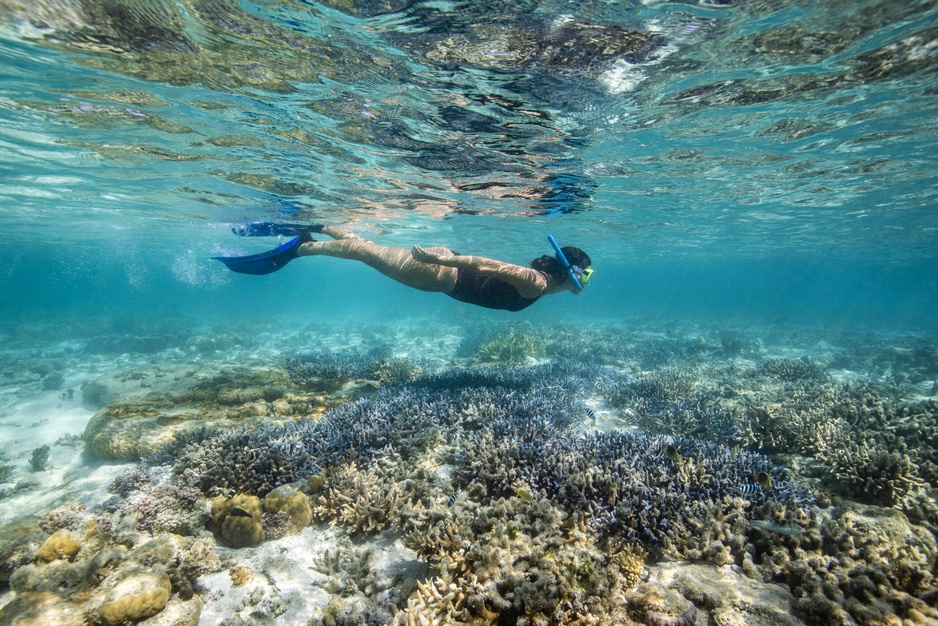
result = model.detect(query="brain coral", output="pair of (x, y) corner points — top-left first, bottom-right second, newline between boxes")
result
(98, 572), (171, 625)
(263, 485), (312, 535)
(34, 530), (81, 563)
(210, 494), (265, 548)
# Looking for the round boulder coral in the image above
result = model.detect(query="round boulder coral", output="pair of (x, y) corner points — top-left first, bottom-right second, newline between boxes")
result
(96, 570), (172, 625)
(34, 530), (81, 563)
(263, 486), (311, 535)
(210, 494), (265, 548)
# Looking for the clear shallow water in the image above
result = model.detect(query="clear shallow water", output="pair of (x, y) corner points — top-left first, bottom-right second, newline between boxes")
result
(2, 5), (938, 623)
(0, 0), (936, 328)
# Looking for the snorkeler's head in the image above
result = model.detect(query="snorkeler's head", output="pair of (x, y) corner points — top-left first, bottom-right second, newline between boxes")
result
(531, 246), (592, 285)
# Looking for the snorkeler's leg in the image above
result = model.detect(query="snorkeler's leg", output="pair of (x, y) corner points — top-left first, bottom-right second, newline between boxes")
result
(297, 237), (457, 292)
(319, 225), (360, 240)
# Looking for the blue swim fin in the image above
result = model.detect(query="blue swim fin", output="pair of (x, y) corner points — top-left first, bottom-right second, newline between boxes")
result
(214, 232), (313, 275)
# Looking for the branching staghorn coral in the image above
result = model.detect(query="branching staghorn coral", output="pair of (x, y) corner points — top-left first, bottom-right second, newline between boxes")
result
(314, 461), (402, 534)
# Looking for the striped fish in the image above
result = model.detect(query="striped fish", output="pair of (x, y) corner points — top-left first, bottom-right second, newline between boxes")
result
(736, 484), (763, 497)
(447, 488), (460, 507)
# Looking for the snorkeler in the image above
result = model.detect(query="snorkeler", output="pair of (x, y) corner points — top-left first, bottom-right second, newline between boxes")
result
(214, 223), (592, 312)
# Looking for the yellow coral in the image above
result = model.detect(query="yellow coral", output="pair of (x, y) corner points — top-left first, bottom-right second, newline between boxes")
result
(613, 543), (647, 590)
(35, 530), (81, 563)
(210, 494), (265, 548)
(264, 489), (311, 535)
(99, 571), (172, 625)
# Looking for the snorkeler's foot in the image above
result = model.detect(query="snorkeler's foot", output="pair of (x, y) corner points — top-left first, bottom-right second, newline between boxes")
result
(214, 231), (315, 275)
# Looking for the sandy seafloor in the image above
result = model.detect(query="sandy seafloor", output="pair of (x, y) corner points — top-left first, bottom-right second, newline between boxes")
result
(0, 317), (936, 626)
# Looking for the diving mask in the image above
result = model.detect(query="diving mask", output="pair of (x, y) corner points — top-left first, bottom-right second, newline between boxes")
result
(575, 266), (593, 285)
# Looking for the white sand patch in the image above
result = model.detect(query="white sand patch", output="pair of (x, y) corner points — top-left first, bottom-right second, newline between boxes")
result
(0, 383), (132, 523)
(197, 526), (425, 625)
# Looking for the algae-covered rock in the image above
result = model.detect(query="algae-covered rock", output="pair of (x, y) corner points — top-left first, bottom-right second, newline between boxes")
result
(83, 405), (295, 461)
(0, 591), (86, 626)
(264, 485), (312, 535)
(34, 529), (81, 563)
(0, 521), (49, 585)
(82, 403), (177, 460)
(97, 570), (172, 625)
(82, 366), (330, 461)
(632, 562), (806, 626)
(210, 494), (265, 548)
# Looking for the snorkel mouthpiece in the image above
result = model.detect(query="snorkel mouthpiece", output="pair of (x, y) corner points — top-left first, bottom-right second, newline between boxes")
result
(547, 234), (584, 291)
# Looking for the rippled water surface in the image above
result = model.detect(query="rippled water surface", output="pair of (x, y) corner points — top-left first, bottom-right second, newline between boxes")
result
(0, 0), (936, 324)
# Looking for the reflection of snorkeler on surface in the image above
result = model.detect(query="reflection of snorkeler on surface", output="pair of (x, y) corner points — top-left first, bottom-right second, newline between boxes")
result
(215, 224), (592, 312)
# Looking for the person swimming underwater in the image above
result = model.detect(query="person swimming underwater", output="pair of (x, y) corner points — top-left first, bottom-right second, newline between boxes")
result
(214, 224), (592, 312)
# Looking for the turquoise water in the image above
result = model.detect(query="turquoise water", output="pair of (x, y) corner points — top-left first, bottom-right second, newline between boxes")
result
(1, 0), (936, 330)
(2, 3), (938, 624)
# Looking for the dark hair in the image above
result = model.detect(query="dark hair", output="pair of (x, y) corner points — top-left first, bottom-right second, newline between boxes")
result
(531, 246), (591, 284)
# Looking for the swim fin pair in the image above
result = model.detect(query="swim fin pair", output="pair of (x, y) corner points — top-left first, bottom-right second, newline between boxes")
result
(214, 222), (321, 275)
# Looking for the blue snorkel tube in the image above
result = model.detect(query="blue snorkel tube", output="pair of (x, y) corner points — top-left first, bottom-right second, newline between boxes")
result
(547, 234), (584, 292)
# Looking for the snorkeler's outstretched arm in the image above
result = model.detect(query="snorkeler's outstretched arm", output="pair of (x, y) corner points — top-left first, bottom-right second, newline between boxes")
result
(411, 245), (547, 298)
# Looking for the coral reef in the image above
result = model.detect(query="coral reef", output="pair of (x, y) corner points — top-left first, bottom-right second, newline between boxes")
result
(264, 484), (312, 535)
(0, 462), (13, 483)
(313, 462), (402, 534)
(209, 494), (265, 548)
(282, 350), (424, 390)
(4, 322), (937, 625)
(106, 466), (204, 536)
(756, 358), (829, 384)
(28, 445), (49, 472)
(229, 565), (254, 587)
(477, 329), (546, 363)
(0, 591), (86, 625)
(754, 503), (938, 625)
(92, 569), (172, 625)
(733, 380), (938, 521)
(3, 502), (221, 625)
(34, 530), (81, 563)
(143, 355), (845, 622)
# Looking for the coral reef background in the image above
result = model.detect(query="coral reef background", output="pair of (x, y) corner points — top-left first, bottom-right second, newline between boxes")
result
(0, 318), (935, 625)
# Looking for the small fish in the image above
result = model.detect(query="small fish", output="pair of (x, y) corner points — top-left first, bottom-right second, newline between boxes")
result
(514, 486), (535, 503)
(751, 519), (805, 536)
(227, 506), (254, 518)
(225, 488), (237, 499)
(664, 444), (681, 463)
(447, 488), (460, 507)
(585, 407), (597, 425)
(756, 470), (773, 490)
(736, 484), (763, 497)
